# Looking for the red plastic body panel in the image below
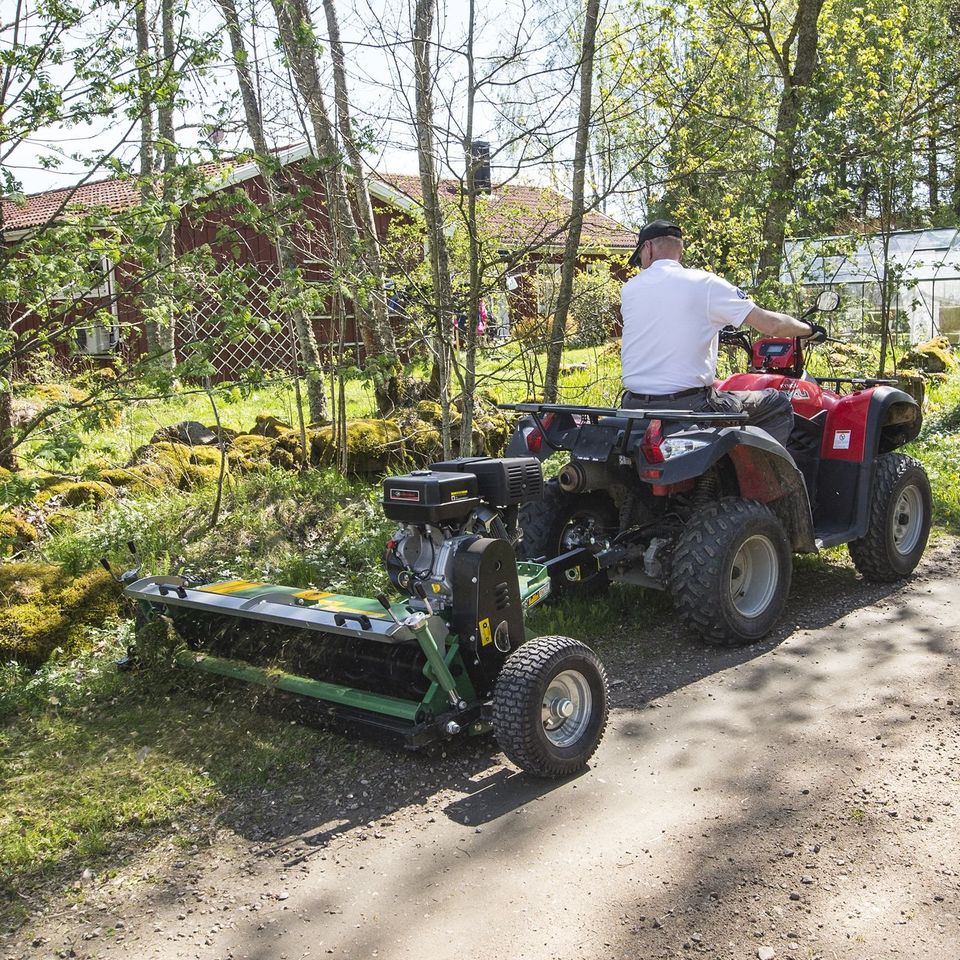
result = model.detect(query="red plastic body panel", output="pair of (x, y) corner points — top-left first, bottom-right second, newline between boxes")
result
(717, 370), (879, 464)
(819, 390), (875, 462)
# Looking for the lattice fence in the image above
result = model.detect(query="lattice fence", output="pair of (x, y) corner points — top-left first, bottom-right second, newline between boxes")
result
(179, 264), (298, 381)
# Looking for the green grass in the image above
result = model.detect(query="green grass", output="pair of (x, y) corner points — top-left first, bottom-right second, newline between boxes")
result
(907, 374), (960, 532)
(0, 625), (338, 929)
(43, 467), (394, 595)
(12, 344), (622, 480)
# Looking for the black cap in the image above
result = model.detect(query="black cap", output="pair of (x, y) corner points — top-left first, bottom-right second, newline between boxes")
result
(628, 219), (683, 267)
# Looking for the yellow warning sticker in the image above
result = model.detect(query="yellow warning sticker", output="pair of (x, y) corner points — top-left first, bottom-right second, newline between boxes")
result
(199, 580), (263, 594)
(479, 617), (493, 646)
(450, 489), (470, 500)
(431, 582), (441, 593)
(292, 590), (335, 602)
(527, 589), (543, 606)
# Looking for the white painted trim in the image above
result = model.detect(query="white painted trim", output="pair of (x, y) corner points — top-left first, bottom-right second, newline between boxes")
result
(368, 178), (420, 214)
(212, 142), (315, 190)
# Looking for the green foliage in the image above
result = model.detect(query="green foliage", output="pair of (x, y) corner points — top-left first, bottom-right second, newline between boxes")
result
(908, 373), (960, 532)
(568, 263), (621, 348)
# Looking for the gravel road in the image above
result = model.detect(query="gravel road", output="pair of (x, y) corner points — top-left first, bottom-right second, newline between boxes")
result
(8, 538), (959, 960)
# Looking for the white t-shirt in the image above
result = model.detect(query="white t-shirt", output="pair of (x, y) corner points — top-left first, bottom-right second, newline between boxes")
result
(620, 259), (755, 394)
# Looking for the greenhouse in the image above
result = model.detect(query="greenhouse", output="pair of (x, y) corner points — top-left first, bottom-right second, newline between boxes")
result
(782, 228), (960, 346)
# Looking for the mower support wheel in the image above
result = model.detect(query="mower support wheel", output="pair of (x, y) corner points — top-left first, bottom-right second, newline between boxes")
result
(517, 479), (617, 596)
(670, 497), (791, 646)
(848, 453), (931, 582)
(493, 635), (608, 778)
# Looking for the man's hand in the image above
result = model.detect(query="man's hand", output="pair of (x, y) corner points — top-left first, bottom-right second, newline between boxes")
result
(804, 322), (828, 343)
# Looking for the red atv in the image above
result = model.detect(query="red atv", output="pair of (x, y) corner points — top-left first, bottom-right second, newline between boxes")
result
(503, 292), (931, 645)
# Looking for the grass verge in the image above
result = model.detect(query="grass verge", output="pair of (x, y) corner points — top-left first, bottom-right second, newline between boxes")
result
(0, 625), (339, 931)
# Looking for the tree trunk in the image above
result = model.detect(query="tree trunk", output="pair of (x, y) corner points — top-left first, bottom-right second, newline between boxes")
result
(928, 117), (939, 211)
(273, 0), (398, 412)
(216, 0), (328, 422)
(543, 0), (602, 403)
(458, 0), (480, 456)
(755, 0), (826, 288)
(156, 0), (177, 369)
(320, 0), (398, 403)
(0, 198), (14, 468)
(135, 0), (162, 360)
(413, 0), (454, 457)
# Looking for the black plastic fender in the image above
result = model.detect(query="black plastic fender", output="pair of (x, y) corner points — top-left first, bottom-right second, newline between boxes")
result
(869, 386), (922, 454)
(636, 426), (817, 553)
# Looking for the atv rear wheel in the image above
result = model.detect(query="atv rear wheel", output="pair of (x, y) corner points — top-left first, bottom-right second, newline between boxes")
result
(517, 479), (617, 595)
(670, 498), (792, 646)
(493, 635), (608, 778)
(848, 453), (931, 582)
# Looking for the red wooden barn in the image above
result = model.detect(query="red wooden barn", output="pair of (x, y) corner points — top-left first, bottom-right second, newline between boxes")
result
(1, 144), (636, 379)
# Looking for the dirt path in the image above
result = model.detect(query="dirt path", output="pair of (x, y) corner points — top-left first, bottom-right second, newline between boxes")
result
(9, 540), (960, 960)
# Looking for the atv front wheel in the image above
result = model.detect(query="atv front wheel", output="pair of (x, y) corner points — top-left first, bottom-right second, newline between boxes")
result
(670, 498), (792, 646)
(493, 636), (608, 778)
(848, 453), (931, 582)
(517, 479), (617, 595)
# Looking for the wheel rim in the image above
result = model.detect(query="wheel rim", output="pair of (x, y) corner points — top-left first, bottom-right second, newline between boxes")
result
(891, 484), (923, 556)
(728, 535), (779, 618)
(541, 669), (593, 747)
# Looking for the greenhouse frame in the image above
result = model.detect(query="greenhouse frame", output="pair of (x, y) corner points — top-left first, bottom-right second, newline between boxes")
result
(782, 228), (960, 346)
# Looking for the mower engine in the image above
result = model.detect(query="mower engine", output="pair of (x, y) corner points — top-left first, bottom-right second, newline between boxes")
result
(383, 456), (543, 606)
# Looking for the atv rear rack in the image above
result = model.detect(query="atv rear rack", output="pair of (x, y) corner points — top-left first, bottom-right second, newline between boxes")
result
(501, 402), (750, 422)
(501, 402), (749, 454)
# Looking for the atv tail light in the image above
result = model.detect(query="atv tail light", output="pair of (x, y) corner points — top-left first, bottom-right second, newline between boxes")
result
(640, 419), (665, 463)
(523, 413), (555, 453)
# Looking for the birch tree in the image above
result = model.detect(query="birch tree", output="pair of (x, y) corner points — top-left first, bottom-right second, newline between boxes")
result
(215, 0), (329, 422)
(413, 0), (455, 457)
(543, 0), (603, 404)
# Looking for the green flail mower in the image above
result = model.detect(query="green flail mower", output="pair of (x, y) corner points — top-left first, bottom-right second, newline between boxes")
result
(114, 457), (609, 778)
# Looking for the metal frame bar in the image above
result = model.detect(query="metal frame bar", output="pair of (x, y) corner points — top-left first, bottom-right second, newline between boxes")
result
(175, 651), (422, 721)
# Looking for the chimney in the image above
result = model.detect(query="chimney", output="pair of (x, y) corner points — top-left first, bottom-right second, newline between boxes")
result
(470, 140), (491, 195)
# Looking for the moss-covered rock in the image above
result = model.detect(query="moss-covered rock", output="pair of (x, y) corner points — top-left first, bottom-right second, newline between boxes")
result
(901, 336), (957, 374)
(150, 420), (218, 446)
(130, 441), (227, 488)
(249, 414), (295, 439)
(391, 409), (443, 461)
(309, 419), (406, 474)
(0, 513), (36, 555)
(0, 563), (120, 667)
(35, 479), (119, 507)
(415, 400), (443, 424)
(227, 434), (285, 472)
(97, 466), (158, 494)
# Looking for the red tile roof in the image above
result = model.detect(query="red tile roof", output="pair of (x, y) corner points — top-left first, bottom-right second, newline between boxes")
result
(379, 173), (636, 250)
(3, 157), (636, 251)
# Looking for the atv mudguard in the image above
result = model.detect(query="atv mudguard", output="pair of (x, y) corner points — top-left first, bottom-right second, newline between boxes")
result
(635, 425), (817, 553)
(815, 386), (921, 546)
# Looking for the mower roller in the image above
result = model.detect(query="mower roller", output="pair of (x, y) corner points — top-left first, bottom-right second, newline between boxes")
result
(119, 456), (609, 778)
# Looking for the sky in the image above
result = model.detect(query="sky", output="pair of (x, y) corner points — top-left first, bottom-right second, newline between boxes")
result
(4, 0), (564, 197)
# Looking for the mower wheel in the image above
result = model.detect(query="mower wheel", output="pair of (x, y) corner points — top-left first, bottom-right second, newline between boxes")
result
(848, 453), (931, 582)
(670, 497), (791, 646)
(493, 635), (608, 778)
(517, 479), (617, 596)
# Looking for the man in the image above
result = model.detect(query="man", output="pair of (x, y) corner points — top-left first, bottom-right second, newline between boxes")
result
(620, 219), (825, 446)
